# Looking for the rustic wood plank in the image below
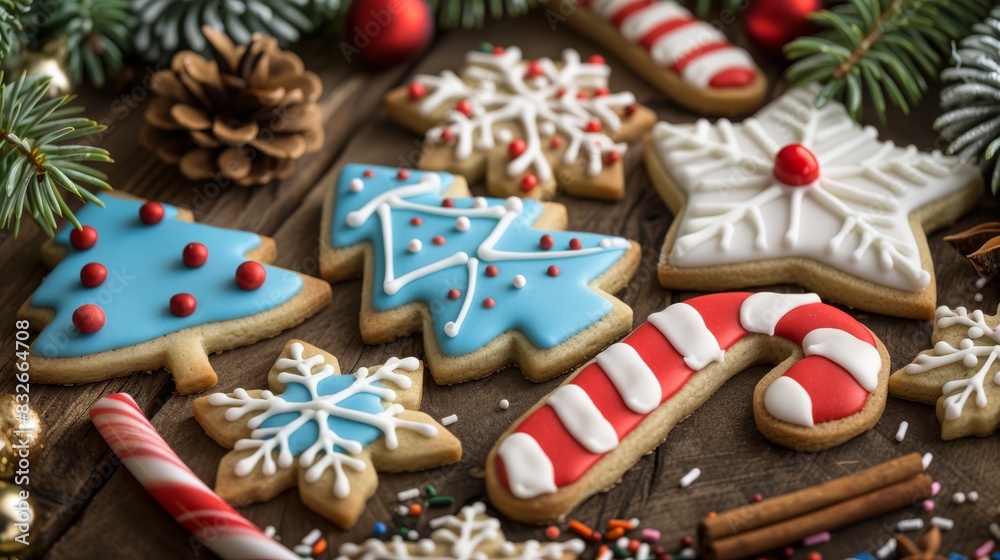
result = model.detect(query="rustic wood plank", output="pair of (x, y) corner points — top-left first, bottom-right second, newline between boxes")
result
(35, 12), (1000, 560)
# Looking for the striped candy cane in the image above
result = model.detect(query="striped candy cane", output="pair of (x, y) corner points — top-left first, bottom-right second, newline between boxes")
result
(89, 393), (299, 560)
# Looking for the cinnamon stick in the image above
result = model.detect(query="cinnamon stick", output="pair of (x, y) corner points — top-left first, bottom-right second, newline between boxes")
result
(704, 474), (933, 560)
(700, 453), (925, 542)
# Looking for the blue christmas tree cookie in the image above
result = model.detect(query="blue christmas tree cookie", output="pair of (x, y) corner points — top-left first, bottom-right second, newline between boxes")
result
(19, 194), (332, 394)
(320, 164), (641, 384)
(193, 339), (461, 528)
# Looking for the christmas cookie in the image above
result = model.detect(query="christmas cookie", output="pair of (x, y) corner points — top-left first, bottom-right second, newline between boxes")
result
(539, 0), (766, 116)
(336, 502), (585, 560)
(319, 164), (641, 384)
(384, 46), (656, 201)
(486, 291), (890, 523)
(890, 305), (1000, 440)
(20, 194), (331, 394)
(645, 87), (982, 320)
(193, 340), (461, 528)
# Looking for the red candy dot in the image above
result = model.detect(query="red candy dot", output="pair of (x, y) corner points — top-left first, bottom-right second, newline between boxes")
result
(547, 265), (560, 277)
(492, 46), (505, 56)
(485, 265), (499, 277)
(183, 242), (209, 268)
(410, 217), (423, 226)
(139, 201), (165, 225)
(455, 99), (473, 117)
(396, 168), (410, 180)
(432, 235), (446, 245)
(72, 304), (105, 333)
(526, 60), (545, 78)
(483, 297), (496, 309)
(170, 293), (197, 317)
(594, 87), (609, 97)
(80, 263), (107, 288)
(587, 54), (605, 65)
(556, 87), (567, 98)
(603, 151), (621, 165)
(70, 225), (98, 251)
(440, 128), (454, 141)
(447, 288), (461, 300)
(585, 119), (602, 133)
(680, 536), (693, 548)
(773, 144), (820, 187)
(540, 234), (554, 250)
(363, 169), (376, 178)
(569, 238), (582, 250)
(520, 174), (538, 192)
(441, 198), (455, 208)
(625, 103), (638, 117)
(235, 261), (266, 290)
(508, 139), (527, 159)
(550, 137), (563, 149)
(408, 81), (426, 100)
(576, 91), (589, 100)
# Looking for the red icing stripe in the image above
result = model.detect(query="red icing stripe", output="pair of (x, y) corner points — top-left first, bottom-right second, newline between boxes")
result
(609, 0), (655, 27)
(513, 401), (598, 486)
(636, 18), (697, 51)
(683, 291), (751, 349)
(621, 323), (695, 402)
(709, 67), (756, 88)
(774, 303), (875, 346)
(670, 42), (731, 73)
(784, 355), (869, 423)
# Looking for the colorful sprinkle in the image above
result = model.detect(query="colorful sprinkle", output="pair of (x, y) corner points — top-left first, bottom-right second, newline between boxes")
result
(569, 238), (582, 250)
(425, 485), (437, 497)
(72, 304), (105, 333)
(455, 216), (471, 231)
(976, 541), (996, 559)
(499, 399), (510, 409)
(931, 517), (954, 531)
(547, 265), (560, 277)
(447, 288), (460, 300)
(520, 174), (538, 192)
(546, 526), (561, 540)
(485, 265), (499, 277)
(396, 169), (410, 180)
(895, 421), (908, 442)
(896, 518), (924, 532)
(679, 468), (701, 488)
(432, 235), (446, 245)
(410, 217), (423, 226)
(509, 139), (527, 159)
(953, 492), (966, 504)
(427, 496), (454, 507)
(396, 488), (420, 502)
(968, 491), (980, 503)
(512, 275), (526, 288)
(441, 414), (458, 426)
(569, 520), (594, 539)
(921, 499), (935, 512)
(363, 169), (376, 178)
(408, 81), (426, 100)
(408, 503), (422, 516)
(373, 522), (388, 536)
(641, 528), (661, 542)
(540, 234), (554, 250)
(408, 239), (422, 253)
(235, 261), (266, 290)
(876, 539), (896, 559)
(169, 293), (197, 317)
(483, 297), (496, 309)
(803, 532), (831, 546)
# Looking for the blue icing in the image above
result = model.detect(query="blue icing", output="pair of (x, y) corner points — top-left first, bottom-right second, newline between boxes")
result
(851, 553), (875, 560)
(258, 376), (384, 455)
(329, 164), (629, 357)
(31, 195), (303, 358)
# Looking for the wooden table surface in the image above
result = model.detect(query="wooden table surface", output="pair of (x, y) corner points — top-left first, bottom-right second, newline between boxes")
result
(5, 12), (999, 560)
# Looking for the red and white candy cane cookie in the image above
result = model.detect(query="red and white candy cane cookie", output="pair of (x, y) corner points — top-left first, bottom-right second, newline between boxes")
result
(485, 292), (889, 523)
(540, 0), (767, 116)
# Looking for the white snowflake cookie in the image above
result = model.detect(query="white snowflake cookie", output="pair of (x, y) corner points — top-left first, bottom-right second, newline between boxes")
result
(891, 305), (1000, 439)
(384, 45), (656, 201)
(193, 340), (462, 528)
(645, 87), (982, 319)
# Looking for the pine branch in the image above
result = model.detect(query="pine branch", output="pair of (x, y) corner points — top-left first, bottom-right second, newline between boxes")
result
(32, 0), (135, 88)
(0, 0), (29, 56)
(0, 71), (113, 237)
(935, 6), (1000, 195)
(785, 0), (991, 122)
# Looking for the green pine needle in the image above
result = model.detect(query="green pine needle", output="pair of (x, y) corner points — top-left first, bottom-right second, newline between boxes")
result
(785, 0), (991, 123)
(31, 0), (135, 88)
(935, 6), (1000, 195)
(0, 71), (112, 237)
(0, 0), (29, 56)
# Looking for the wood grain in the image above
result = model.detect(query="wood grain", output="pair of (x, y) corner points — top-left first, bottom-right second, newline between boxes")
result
(4, 13), (993, 560)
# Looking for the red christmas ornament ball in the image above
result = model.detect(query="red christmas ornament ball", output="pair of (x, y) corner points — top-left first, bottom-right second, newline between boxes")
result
(80, 263), (108, 288)
(170, 293), (197, 317)
(773, 144), (820, 186)
(235, 261), (266, 290)
(183, 242), (209, 268)
(345, 0), (434, 67)
(744, 0), (821, 56)
(73, 304), (105, 333)
(70, 225), (98, 250)
(139, 201), (166, 225)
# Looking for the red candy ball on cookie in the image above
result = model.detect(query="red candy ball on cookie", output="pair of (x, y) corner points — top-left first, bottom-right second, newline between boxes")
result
(73, 304), (105, 333)
(508, 139), (527, 159)
(183, 242), (209, 268)
(139, 201), (165, 224)
(170, 293), (197, 317)
(773, 144), (820, 187)
(80, 263), (107, 288)
(235, 261), (266, 290)
(70, 225), (98, 251)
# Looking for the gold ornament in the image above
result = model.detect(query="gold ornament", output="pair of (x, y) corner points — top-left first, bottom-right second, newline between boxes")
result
(0, 481), (34, 557)
(0, 397), (45, 482)
(21, 37), (72, 97)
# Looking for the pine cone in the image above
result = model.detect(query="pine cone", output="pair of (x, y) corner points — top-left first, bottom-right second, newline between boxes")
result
(142, 26), (323, 187)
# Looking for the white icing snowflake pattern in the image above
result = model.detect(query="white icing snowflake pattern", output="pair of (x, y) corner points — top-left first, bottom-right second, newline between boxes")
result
(905, 306), (1000, 420)
(336, 503), (585, 560)
(207, 342), (437, 498)
(651, 87), (980, 292)
(414, 47), (635, 180)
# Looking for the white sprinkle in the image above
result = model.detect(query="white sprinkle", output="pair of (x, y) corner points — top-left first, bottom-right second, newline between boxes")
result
(302, 528), (322, 546)
(455, 216), (470, 232)
(408, 239), (422, 253)
(472, 196), (488, 208)
(876, 538), (897, 559)
(350, 178), (364, 192)
(441, 414), (458, 426)
(977, 277), (988, 289)
(418, 539), (435, 554)
(616, 537), (630, 549)
(953, 492), (966, 504)
(512, 274), (526, 288)
(679, 467), (701, 488)
(499, 399), (510, 409)
(678, 548), (697, 560)
(539, 121), (556, 137)
(636, 542), (651, 560)
(896, 518), (924, 532)
(396, 505), (409, 516)
(397, 488), (421, 502)
(922, 452), (933, 469)
(499, 541), (517, 556)
(895, 421), (908, 442)
(597, 548), (615, 560)
(968, 491), (979, 503)
(931, 517), (955, 531)
(264, 525), (277, 538)
(407, 530), (420, 541)
(975, 293), (984, 302)
(990, 522), (1000, 541)
(293, 544), (313, 555)
(496, 129), (514, 143)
